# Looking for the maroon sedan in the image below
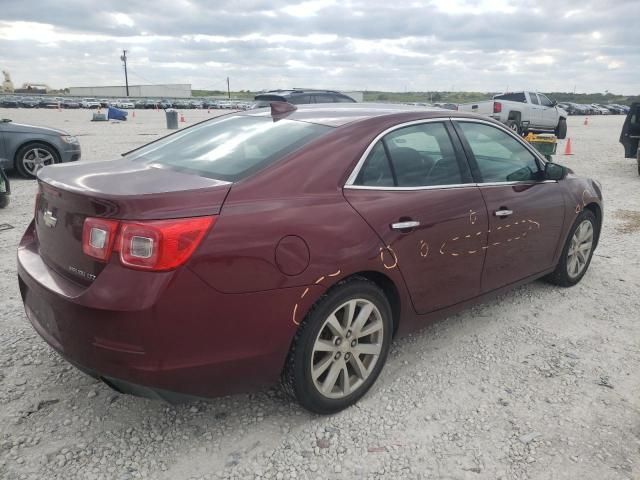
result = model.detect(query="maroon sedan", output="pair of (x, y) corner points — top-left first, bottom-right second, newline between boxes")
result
(18, 104), (602, 413)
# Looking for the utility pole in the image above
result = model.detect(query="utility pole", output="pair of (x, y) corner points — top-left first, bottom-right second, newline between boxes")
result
(120, 50), (130, 97)
(227, 77), (230, 99)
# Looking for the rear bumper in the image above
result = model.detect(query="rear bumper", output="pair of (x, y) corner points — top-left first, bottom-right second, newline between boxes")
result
(17, 222), (312, 399)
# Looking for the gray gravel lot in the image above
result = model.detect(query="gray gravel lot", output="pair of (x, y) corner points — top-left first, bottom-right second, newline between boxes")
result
(0, 109), (639, 480)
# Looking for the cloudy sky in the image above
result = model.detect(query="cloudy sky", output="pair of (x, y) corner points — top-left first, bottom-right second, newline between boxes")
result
(0, 0), (638, 94)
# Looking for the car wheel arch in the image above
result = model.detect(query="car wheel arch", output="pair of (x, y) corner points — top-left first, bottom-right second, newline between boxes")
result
(297, 270), (401, 338)
(583, 202), (602, 247)
(13, 139), (61, 168)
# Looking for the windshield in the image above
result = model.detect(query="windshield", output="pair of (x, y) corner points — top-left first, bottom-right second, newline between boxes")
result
(126, 115), (332, 181)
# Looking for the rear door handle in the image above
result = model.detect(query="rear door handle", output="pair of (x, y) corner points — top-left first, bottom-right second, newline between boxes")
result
(391, 220), (420, 230)
(494, 209), (513, 217)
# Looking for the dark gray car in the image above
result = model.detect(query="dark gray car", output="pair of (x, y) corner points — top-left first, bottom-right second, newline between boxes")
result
(0, 118), (81, 178)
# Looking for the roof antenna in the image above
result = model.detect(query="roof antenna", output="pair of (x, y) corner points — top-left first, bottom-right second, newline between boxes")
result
(270, 101), (297, 120)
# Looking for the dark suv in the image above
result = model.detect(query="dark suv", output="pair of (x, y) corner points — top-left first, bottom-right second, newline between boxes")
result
(252, 89), (356, 108)
(620, 102), (640, 175)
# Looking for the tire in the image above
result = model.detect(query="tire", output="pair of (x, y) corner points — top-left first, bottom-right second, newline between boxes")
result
(555, 118), (567, 139)
(545, 210), (597, 287)
(637, 150), (640, 176)
(282, 276), (393, 414)
(506, 120), (521, 135)
(14, 142), (59, 179)
(0, 194), (8, 209)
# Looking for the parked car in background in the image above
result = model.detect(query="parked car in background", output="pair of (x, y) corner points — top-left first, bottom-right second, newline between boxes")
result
(114, 99), (135, 109)
(19, 97), (40, 108)
(0, 118), (81, 178)
(99, 99), (111, 108)
(0, 167), (9, 209)
(172, 100), (189, 109)
(589, 104), (609, 115)
(134, 99), (147, 109)
(62, 99), (81, 109)
(253, 89), (357, 108)
(604, 105), (625, 115)
(620, 102), (640, 175)
(558, 102), (579, 115)
(17, 104), (602, 413)
(81, 98), (101, 109)
(39, 98), (60, 109)
(433, 103), (458, 110)
(458, 91), (568, 138)
(0, 96), (20, 108)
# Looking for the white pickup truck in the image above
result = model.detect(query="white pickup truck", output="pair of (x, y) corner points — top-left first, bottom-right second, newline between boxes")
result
(458, 91), (568, 139)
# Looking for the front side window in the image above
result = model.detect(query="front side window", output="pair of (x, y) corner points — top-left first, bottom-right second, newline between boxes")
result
(529, 93), (540, 105)
(458, 122), (541, 183)
(126, 116), (332, 181)
(354, 122), (466, 188)
(538, 94), (554, 107)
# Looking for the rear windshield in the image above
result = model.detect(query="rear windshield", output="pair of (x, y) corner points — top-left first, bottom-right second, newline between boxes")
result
(126, 115), (332, 181)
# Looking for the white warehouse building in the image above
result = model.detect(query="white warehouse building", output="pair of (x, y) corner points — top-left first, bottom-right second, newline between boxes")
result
(68, 84), (191, 98)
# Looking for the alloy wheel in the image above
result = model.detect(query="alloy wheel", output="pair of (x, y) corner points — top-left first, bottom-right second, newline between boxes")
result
(310, 299), (384, 399)
(22, 148), (54, 175)
(567, 219), (594, 279)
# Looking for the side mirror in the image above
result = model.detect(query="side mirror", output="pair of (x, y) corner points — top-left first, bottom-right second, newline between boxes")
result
(0, 168), (10, 209)
(544, 162), (566, 181)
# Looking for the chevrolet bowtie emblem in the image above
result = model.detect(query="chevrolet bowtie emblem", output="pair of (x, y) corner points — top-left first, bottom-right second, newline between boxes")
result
(43, 209), (57, 228)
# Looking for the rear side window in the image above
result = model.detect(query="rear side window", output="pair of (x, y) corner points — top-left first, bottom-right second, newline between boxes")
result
(495, 92), (526, 103)
(313, 94), (334, 103)
(334, 94), (356, 103)
(254, 95), (286, 103)
(287, 95), (313, 104)
(354, 122), (466, 188)
(126, 116), (332, 181)
(355, 142), (394, 187)
(458, 122), (541, 182)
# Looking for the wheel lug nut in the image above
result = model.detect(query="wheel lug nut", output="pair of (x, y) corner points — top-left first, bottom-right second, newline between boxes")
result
(351, 340), (357, 348)
(346, 330), (352, 338)
(334, 352), (341, 360)
(335, 338), (342, 346)
(344, 353), (351, 360)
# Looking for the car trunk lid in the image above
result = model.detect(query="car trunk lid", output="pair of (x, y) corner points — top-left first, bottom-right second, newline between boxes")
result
(35, 159), (231, 285)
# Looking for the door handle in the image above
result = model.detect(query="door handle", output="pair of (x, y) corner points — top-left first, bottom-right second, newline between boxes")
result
(391, 220), (420, 230)
(494, 209), (513, 217)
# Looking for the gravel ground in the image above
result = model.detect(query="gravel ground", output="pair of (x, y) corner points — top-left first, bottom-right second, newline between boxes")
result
(0, 110), (638, 480)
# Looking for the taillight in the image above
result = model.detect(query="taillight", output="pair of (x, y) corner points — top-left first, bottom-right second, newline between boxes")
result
(82, 216), (215, 271)
(83, 218), (120, 261)
(493, 101), (502, 113)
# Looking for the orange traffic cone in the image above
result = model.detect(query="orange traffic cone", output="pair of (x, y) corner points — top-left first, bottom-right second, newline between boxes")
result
(132, 110), (136, 118)
(207, 109), (210, 114)
(563, 138), (573, 156)
(584, 117), (589, 126)
(180, 113), (185, 123)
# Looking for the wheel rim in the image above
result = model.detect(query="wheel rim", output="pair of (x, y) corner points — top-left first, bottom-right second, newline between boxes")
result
(509, 122), (519, 133)
(311, 299), (384, 399)
(567, 220), (594, 279)
(22, 148), (54, 175)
